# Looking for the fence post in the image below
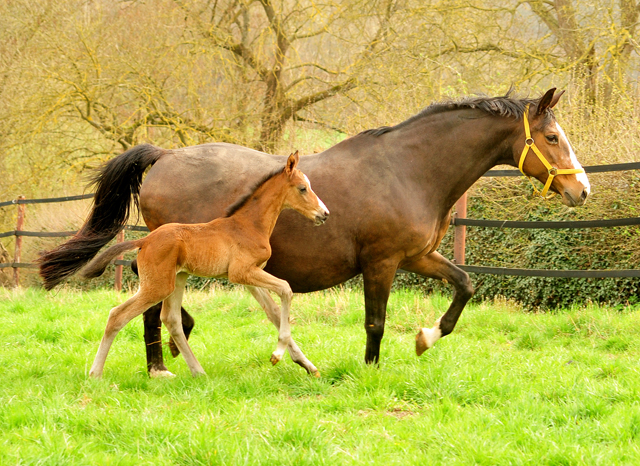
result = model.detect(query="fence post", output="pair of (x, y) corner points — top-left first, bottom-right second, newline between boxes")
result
(453, 192), (467, 265)
(13, 195), (26, 287)
(114, 229), (125, 292)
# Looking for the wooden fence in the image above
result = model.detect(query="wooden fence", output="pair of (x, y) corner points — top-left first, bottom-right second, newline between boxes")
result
(2, 160), (640, 289)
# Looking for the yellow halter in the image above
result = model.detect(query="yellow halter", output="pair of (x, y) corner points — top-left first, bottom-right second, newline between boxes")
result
(518, 104), (585, 199)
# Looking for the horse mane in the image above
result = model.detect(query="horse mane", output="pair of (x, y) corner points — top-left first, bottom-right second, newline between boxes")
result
(224, 166), (285, 217)
(361, 90), (547, 137)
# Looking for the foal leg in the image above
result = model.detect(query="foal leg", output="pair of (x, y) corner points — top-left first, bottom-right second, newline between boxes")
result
(168, 309), (195, 358)
(246, 286), (319, 376)
(160, 273), (206, 377)
(402, 251), (474, 355)
(133, 259), (194, 375)
(230, 268), (292, 366)
(90, 290), (165, 378)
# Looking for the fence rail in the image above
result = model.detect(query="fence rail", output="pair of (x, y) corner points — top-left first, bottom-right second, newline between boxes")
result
(1, 160), (639, 288)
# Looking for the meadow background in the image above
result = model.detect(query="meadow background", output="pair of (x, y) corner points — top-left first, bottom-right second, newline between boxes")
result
(3, 287), (640, 465)
(2, 2), (640, 464)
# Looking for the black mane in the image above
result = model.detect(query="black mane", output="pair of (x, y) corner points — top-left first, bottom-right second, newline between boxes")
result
(361, 91), (547, 137)
(224, 166), (285, 217)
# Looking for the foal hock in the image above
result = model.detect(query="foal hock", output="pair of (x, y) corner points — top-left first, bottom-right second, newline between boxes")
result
(82, 151), (329, 378)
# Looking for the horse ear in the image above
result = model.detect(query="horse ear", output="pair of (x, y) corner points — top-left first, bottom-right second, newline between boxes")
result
(536, 88), (557, 115)
(285, 150), (299, 177)
(549, 89), (565, 109)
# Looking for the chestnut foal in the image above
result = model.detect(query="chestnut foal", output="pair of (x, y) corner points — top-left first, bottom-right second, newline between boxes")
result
(82, 151), (329, 378)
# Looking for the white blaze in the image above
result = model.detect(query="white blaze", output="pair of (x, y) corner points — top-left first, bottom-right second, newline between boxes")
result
(556, 123), (591, 190)
(304, 174), (330, 214)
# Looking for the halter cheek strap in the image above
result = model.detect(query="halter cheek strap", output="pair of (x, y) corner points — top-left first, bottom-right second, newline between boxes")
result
(518, 104), (585, 199)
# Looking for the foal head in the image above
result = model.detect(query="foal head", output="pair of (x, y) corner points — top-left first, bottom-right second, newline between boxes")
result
(282, 151), (330, 225)
(514, 88), (590, 207)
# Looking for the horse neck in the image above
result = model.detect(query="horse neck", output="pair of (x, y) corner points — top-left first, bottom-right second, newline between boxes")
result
(230, 176), (289, 236)
(391, 110), (519, 211)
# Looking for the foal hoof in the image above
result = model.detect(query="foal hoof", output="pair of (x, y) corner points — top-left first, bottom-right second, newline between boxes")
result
(149, 369), (176, 378)
(312, 370), (321, 378)
(270, 353), (282, 366)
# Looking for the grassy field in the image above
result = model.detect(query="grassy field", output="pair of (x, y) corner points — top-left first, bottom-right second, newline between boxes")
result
(2, 286), (640, 465)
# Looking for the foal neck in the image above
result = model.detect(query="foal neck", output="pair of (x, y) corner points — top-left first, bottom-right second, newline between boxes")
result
(228, 173), (289, 236)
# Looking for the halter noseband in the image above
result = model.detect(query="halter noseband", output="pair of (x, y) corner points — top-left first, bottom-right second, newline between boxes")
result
(518, 104), (585, 199)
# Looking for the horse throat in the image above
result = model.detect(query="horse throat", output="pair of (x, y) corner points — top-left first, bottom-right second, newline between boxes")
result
(393, 111), (518, 209)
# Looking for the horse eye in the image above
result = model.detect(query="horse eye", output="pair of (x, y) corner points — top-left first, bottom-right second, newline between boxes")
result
(546, 135), (558, 144)
(298, 186), (307, 193)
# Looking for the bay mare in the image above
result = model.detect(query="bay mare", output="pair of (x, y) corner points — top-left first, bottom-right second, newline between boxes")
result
(80, 152), (329, 378)
(39, 88), (590, 376)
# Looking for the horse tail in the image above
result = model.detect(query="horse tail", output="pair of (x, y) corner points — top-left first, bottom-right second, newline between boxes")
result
(81, 240), (142, 280)
(38, 144), (167, 289)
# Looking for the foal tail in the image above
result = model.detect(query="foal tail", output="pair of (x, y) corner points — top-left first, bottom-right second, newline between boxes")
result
(81, 240), (142, 280)
(38, 144), (167, 290)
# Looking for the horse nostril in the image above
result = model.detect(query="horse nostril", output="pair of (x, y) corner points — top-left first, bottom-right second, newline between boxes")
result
(581, 188), (588, 201)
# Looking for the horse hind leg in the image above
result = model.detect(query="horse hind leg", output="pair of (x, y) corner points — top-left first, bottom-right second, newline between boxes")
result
(90, 290), (165, 378)
(160, 273), (206, 377)
(402, 252), (474, 355)
(134, 258), (195, 376)
(247, 286), (319, 377)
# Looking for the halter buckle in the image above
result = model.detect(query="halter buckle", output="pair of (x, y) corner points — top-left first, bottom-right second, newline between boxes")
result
(548, 167), (558, 176)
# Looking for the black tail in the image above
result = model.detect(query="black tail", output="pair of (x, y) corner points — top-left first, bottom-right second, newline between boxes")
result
(38, 144), (166, 289)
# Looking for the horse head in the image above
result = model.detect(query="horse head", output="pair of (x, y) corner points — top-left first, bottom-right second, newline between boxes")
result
(516, 88), (591, 207)
(283, 151), (330, 225)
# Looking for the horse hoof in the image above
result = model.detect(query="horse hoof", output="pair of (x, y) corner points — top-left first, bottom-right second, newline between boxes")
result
(168, 338), (181, 358)
(312, 370), (321, 378)
(416, 327), (441, 356)
(416, 329), (429, 356)
(270, 353), (281, 366)
(150, 369), (176, 378)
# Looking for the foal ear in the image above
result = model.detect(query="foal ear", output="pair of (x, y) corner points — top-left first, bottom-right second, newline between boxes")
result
(536, 88), (557, 115)
(285, 150), (299, 177)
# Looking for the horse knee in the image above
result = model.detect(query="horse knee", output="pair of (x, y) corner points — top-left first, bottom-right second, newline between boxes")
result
(365, 321), (385, 341)
(278, 284), (293, 304)
(456, 271), (474, 301)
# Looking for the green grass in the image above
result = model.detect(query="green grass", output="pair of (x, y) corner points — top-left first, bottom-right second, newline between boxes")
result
(2, 287), (640, 465)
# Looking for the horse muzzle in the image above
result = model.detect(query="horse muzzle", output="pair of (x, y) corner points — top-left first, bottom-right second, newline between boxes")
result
(314, 210), (330, 226)
(562, 185), (590, 207)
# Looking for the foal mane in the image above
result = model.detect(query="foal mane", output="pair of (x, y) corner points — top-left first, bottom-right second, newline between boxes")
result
(224, 166), (285, 217)
(362, 90), (549, 137)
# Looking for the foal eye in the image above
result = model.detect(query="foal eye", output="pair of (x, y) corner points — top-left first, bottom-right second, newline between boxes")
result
(546, 135), (559, 144)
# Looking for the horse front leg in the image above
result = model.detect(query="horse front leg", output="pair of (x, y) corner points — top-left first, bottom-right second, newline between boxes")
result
(401, 251), (474, 355)
(362, 259), (399, 364)
(246, 286), (319, 376)
(230, 267), (294, 367)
